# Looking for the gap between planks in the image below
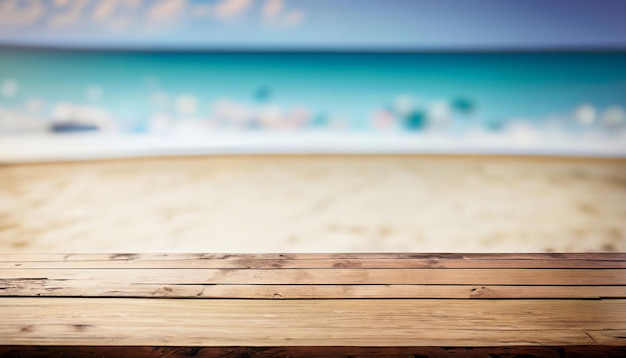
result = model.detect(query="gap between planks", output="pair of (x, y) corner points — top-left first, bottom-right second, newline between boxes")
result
(2, 345), (626, 358)
(3, 259), (626, 269)
(1, 253), (626, 270)
(2, 282), (626, 299)
(1, 268), (625, 285)
(2, 253), (625, 260)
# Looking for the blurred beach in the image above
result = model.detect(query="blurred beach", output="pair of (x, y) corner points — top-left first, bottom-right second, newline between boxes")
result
(1, 1), (625, 254)
(1, 155), (624, 253)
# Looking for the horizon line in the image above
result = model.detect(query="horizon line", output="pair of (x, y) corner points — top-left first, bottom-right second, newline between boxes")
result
(2, 43), (626, 54)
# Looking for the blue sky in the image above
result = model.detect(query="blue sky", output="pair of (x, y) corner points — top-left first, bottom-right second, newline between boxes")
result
(0, 0), (625, 49)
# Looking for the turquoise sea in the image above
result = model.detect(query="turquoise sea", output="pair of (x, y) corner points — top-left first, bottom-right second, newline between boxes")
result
(0, 48), (625, 158)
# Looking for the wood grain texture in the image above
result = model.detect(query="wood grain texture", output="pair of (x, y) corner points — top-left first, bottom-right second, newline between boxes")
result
(1, 298), (626, 346)
(1, 253), (625, 356)
(2, 253), (626, 268)
(3, 282), (626, 299)
(2, 268), (625, 285)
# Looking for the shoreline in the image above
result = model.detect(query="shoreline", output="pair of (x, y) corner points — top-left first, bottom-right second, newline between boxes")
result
(1, 132), (625, 164)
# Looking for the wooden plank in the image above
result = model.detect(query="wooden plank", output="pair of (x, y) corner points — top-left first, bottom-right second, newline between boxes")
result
(2, 281), (626, 299)
(1, 253), (625, 269)
(1, 345), (625, 358)
(1, 254), (624, 354)
(1, 268), (625, 285)
(1, 298), (625, 346)
(4, 258), (626, 269)
(3, 253), (626, 262)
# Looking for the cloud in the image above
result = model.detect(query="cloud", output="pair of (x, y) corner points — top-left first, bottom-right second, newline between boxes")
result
(49, 0), (90, 28)
(92, 0), (119, 22)
(146, 0), (187, 23)
(0, 0), (45, 27)
(262, 0), (304, 27)
(213, 0), (252, 20)
(191, 4), (212, 18)
(92, 0), (142, 19)
(88, 0), (141, 31)
(127, 0), (142, 9)
(108, 15), (132, 31)
(283, 9), (304, 26)
(53, 0), (71, 7)
(263, 0), (282, 20)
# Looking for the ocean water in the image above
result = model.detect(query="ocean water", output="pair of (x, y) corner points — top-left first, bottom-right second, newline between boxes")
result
(0, 48), (625, 157)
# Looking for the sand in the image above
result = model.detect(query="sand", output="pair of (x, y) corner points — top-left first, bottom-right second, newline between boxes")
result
(0, 155), (624, 253)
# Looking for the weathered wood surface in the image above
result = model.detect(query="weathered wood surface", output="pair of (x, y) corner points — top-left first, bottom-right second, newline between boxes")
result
(2, 345), (625, 358)
(3, 268), (626, 285)
(1, 253), (626, 269)
(1, 253), (625, 356)
(1, 298), (626, 346)
(3, 282), (626, 299)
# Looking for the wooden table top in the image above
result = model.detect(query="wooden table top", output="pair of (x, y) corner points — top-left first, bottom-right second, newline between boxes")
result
(1, 253), (625, 357)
